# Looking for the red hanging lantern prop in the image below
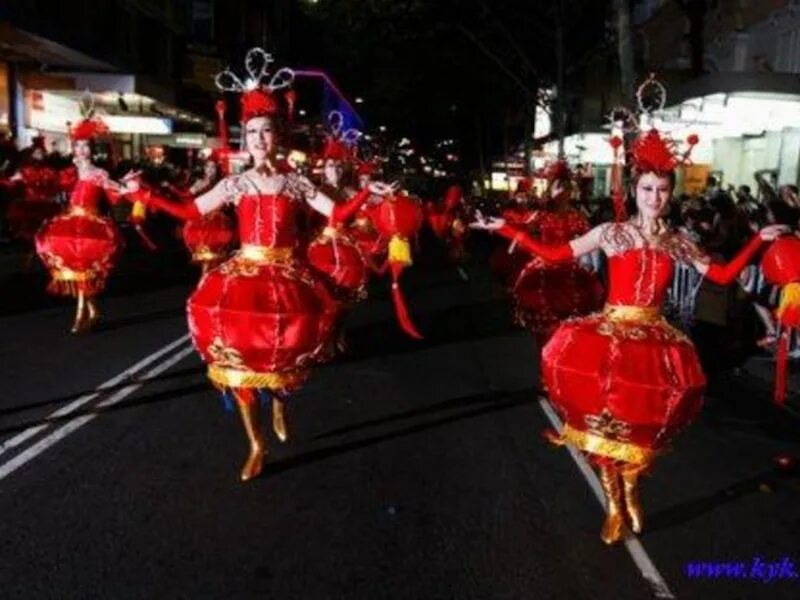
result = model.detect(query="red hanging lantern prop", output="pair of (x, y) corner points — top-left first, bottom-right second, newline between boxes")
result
(215, 99), (229, 149)
(608, 135), (626, 222)
(761, 236), (800, 404)
(182, 211), (236, 267)
(372, 194), (424, 339)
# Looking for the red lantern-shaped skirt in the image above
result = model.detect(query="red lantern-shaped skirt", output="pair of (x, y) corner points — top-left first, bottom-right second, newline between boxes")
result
(182, 211), (236, 265)
(542, 250), (707, 467)
(35, 209), (123, 296)
(188, 246), (339, 393)
(542, 307), (706, 466)
(349, 208), (386, 266)
(307, 227), (368, 302)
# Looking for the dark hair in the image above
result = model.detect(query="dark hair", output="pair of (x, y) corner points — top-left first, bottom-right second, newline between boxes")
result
(767, 199), (799, 228)
(71, 137), (97, 157)
(546, 176), (572, 201)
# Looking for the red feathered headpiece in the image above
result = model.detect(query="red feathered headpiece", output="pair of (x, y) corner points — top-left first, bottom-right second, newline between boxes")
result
(318, 110), (360, 164)
(69, 117), (110, 141)
(543, 159), (573, 182)
(631, 129), (678, 175)
(356, 160), (378, 177)
(444, 185), (462, 209)
(514, 178), (532, 194)
(240, 88), (279, 123)
(322, 136), (352, 162)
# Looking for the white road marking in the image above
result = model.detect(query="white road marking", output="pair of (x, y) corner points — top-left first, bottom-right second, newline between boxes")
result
(0, 334), (190, 459)
(537, 396), (676, 600)
(0, 344), (195, 482)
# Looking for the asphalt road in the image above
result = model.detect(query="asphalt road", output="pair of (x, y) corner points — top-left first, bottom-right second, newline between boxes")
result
(0, 233), (798, 599)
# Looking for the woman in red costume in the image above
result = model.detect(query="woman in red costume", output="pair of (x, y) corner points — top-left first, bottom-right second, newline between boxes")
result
(130, 48), (387, 481)
(489, 178), (539, 288)
(2, 137), (61, 245)
(35, 117), (127, 333)
(473, 128), (788, 544)
(511, 161), (604, 343)
(348, 160), (388, 272)
(426, 184), (469, 263)
(307, 120), (397, 357)
(307, 113), (375, 304)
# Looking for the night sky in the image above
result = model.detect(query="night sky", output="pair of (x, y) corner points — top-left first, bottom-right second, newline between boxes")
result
(282, 0), (611, 168)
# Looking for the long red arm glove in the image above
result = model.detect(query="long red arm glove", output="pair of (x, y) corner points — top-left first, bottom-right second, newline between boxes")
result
(703, 235), (763, 285)
(164, 183), (193, 201)
(497, 224), (574, 263)
(331, 188), (370, 226)
(133, 186), (201, 221)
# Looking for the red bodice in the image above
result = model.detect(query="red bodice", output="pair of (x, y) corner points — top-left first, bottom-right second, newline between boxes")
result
(605, 249), (674, 308)
(19, 164), (60, 202)
(502, 205), (537, 226)
(236, 194), (296, 247)
(533, 209), (588, 245)
(69, 180), (105, 212)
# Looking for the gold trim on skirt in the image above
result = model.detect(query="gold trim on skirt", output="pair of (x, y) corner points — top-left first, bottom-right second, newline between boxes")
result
(562, 423), (656, 466)
(208, 364), (307, 391)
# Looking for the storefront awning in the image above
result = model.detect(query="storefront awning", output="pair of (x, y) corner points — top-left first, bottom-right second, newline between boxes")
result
(0, 22), (115, 71)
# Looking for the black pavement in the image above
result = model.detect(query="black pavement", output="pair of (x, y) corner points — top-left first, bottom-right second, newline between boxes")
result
(0, 235), (798, 599)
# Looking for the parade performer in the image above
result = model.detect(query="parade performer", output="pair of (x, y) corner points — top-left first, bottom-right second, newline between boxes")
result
(129, 48), (391, 481)
(426, 184), (469, 263)
(306, 112), (375, 303)
(348, 159), (388, 272)
(510, 161), (604, 343)
(472, 125), (787, 544)
(35, 115), (128, 333)
(489, 178), (538, 287)
(2, 137), (61, 245)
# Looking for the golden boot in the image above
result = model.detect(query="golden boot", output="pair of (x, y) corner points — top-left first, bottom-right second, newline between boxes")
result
(234, 389), (267, 482)
(599, 464), (626, 545)
(70, 290), (88, 334)
(621, 464), (645, 534)
(85, 297), (101, 329)
(272, 395), (289, 442)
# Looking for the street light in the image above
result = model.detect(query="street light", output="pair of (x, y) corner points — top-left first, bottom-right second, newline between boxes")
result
(355, 97), (364, 104)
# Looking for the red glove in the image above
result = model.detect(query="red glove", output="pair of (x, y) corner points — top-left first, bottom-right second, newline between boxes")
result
(134, 186), (201, 221)
(497, 224), (574, 263)
(704, 235), (763, 286)
(331, 188), (370, 226)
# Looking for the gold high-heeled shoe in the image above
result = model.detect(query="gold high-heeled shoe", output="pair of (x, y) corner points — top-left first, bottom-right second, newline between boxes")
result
(621, 465), (645, 534)
(70, 291), (88, 334)
(234, 389), (266, 482)
(599, 465), (626, 545)
(272, 396), (288, 442)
